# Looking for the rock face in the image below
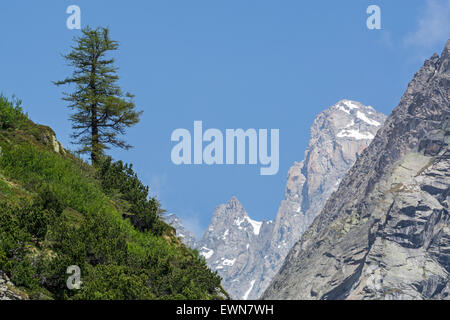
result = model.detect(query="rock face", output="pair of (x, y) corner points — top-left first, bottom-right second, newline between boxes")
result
(198, 197), (274, 300)
(262, 40), (450, 300)
(258, 100), (386, 299)
(0, 271), (27, 300)
(171, 100), (386, 299)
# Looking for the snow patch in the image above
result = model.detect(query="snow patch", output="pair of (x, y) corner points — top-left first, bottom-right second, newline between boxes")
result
(242, 280), (256, 300)
(343, 101), (360, 110)
(234, 217), (245, 226)
(222, 229), (229, 240)
(200, 247), (214, 260)
(337, 106), (350, 114)
(337, 129), (374, 140)
(223, 258), (236, 266)
(345, 119), (355, 128)
(245, 217), (262, 235)
(356, 111), (381, 126)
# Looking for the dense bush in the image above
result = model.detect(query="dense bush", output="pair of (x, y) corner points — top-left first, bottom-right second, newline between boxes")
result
(0, 94), (28, 129)
(72, 264), (155, 300)
(97, 157), (168, 235)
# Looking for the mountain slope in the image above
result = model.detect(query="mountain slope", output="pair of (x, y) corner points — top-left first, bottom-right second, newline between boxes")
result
(0, 95), (226, 300)
(263, 40), (450, 300)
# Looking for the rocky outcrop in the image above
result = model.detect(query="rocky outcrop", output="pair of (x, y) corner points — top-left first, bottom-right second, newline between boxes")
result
(39, 126), (66, 155)
(262, 40), (450, 300)
(0, 271), (27, 300)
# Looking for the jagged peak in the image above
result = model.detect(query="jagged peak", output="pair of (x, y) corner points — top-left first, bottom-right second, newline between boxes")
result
(226, 196), (244, 211)
(208, 196), (264, 237)
(335, 99), (363, 109)
(330, 100), (381, 120)
(438, 38), (450, 73)
(308, 100), (386, 142)
(210, 196), (247, 220)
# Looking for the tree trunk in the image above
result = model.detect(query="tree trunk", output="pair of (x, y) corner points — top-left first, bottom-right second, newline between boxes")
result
(91, 105), (99, 165)
(90, 60), (99, 165)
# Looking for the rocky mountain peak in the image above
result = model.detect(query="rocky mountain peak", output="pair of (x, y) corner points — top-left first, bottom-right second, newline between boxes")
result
(223, 196), (245, 215)
(313, 100), (384, 140)
(191, 197), (273, 300)
(439, 39), (450, 73)
(202, 197), (263, 243)
(286, 100), (387, 216)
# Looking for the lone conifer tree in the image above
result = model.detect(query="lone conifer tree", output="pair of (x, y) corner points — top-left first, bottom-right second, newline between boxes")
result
(55, 26), (142, 164)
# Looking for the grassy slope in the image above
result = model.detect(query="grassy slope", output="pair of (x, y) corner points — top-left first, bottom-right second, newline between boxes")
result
(0, 96), (228, 300)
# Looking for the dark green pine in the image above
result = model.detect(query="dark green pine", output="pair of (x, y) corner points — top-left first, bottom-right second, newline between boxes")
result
(55, 26), (142, 165)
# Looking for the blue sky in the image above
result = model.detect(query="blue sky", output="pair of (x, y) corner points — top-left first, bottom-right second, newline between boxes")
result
(0, 1), (449, 237)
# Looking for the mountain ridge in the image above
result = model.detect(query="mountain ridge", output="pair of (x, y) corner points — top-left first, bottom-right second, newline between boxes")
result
(262, 39), (450, 300)
(169, 99), (387, 299)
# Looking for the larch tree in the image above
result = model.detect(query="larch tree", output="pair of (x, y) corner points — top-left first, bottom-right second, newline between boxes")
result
(55, 26), (142, 165)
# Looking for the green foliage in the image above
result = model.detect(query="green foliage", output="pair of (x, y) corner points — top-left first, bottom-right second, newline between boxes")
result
(0, 119), (224, 300)
(73, 264), (155, 300)
(10, 258), (39, 289)
(0, 94), (28, 129)
(54, 26), (142, 164)
(97, 157), (168, 235)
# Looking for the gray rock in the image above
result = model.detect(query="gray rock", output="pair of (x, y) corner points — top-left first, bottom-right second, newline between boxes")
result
(262, 39), (450, 300)
(0, 271), (27, 300)
(198, 197), (274, 300)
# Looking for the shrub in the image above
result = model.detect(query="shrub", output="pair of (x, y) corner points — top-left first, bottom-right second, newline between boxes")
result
(10, 259), (39, 289)
(0, 95), (28, 129)
(97, 157), (168, 235)
(73, 264), (155, 300)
